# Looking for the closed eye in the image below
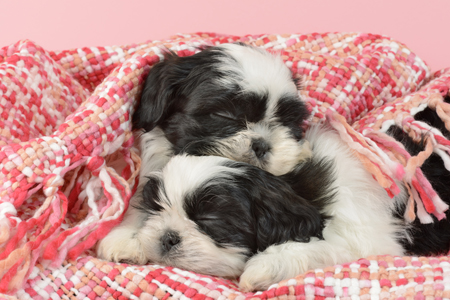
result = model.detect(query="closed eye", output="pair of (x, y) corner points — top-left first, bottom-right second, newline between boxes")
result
(210, 112), (237, 121)
(195, 216), (220, 222)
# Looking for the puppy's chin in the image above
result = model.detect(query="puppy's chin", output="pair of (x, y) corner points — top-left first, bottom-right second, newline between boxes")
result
(146, 231), (248, 278)
(211, 141), (312, 176)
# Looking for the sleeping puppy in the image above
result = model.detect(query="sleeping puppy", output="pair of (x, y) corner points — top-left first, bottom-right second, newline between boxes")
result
(97, 120), (450, 292)
(131, 42), (311, 176)
(97, 43), (313, 266)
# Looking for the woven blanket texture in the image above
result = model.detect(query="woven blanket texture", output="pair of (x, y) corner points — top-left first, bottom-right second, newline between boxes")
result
(0, 32), (450, 299)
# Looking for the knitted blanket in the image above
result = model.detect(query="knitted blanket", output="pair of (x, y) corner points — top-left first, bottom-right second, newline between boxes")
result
(1, 32), (450, 299)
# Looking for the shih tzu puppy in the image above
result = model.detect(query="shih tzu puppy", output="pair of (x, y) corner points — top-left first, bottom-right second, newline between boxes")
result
(131, 42), (311, 176)
(97, 120), (450, 292)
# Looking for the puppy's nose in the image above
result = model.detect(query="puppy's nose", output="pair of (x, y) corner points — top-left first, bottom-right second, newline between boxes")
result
(161, 231), (181, 253)
(252, 139), (270, 158)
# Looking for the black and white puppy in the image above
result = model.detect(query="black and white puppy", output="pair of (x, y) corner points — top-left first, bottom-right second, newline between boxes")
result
(131, 42), (311, 176)
(97, 121), (450, 292)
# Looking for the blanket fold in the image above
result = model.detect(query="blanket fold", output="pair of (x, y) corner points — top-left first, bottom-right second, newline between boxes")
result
(0, 32), (449, 299)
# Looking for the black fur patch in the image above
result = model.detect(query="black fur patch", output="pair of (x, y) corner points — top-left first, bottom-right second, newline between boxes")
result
(132, 47), (233, 132)
(414, 95), (450, 139)
(184, 156), (335, 255)
(279, 157), (337, 217)
(387, 98), (450, 255)
(275, 95), (310, 140)
(184, 175), (256, 253)
(135, 176), (166, 215)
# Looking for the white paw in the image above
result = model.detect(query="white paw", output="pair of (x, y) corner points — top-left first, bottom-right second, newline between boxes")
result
(239, 249), (308, 292)
(97, 226), (147, 265)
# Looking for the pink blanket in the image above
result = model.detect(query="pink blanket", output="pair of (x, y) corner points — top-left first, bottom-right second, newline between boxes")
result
(1, 32), (449, 299)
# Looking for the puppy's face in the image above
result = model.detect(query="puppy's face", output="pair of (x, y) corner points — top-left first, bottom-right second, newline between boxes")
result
(133, 43), (310, 175)
(133, 155), (324, 277)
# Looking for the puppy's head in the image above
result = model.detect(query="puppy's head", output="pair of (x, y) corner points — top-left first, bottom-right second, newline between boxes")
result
(132, 155), (324, 277)
(133, 43), (311, 175)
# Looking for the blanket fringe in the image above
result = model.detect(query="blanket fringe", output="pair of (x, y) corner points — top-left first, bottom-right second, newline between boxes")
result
(328, 90), (450, 224)
(0, 147), (140, 293)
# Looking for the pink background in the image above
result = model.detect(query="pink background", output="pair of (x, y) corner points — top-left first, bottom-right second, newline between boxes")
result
(1, 0), (449, 71)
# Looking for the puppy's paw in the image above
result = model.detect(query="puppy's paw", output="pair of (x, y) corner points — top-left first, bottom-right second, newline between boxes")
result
(239, 249), (308, 292)
(97, 226), (147, 265)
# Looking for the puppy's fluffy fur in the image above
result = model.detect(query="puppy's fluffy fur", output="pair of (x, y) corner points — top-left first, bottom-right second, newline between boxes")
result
(132, 43), (311, 176)
(98, 123), (450, 291)
(97, 43), (450, 291)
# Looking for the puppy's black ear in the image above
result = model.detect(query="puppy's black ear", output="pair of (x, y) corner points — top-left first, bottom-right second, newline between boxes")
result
(232, 163), (326, 253)
(254, 179), (325, 252)
(132, 51), (188, 131)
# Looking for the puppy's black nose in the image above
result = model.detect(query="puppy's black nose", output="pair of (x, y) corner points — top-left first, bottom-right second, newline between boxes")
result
(161, 231), (181, 253)
(252, 139), (270, 158)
